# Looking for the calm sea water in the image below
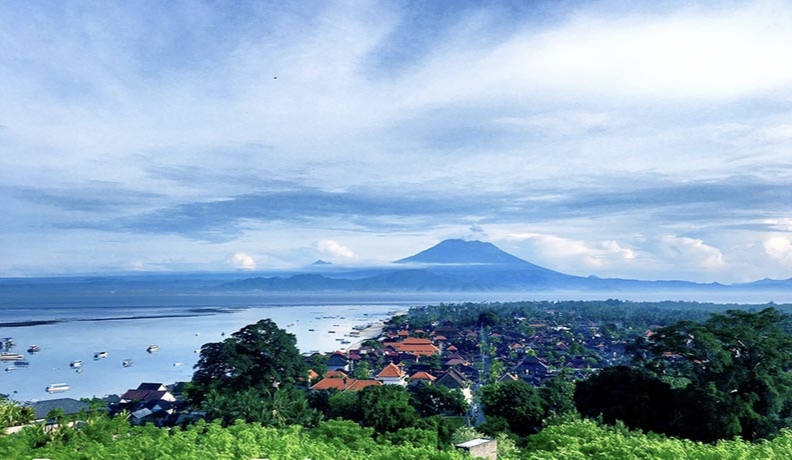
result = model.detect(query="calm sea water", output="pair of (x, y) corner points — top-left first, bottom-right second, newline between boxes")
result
(0, 292), (441, 403)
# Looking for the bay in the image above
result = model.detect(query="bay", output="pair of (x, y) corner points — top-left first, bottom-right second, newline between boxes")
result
(0, 300), (413, 403)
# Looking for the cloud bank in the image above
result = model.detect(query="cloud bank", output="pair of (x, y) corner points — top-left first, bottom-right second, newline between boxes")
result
(2, 0), (792, 284)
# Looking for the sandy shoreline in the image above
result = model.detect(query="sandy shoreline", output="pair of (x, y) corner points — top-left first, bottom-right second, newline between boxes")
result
(342, 310), (406, 351)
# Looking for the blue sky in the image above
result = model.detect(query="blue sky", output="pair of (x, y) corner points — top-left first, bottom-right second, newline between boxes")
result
(2, 0), (792, 283)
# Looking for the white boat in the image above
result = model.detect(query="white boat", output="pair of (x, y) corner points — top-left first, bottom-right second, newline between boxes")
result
(5, 366), (14, 372)
(69, 360), (83, 368)
(147, 344), (160, 353)
(93, 351), (108, 359)
(122, 359), (133, 367)
(0, 352), (24, 361)
(46, 383), (70, 393)
(173, 362), (183, 367)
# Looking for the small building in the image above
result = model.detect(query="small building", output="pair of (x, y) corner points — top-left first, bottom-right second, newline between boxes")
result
(375, 362), (407, 386)
(326, 351), (350, 372)
(435, 368), (469, 390)
(26, 398), (90, 423)
(120, 382), (176, 403)
(456, 438), (497, 460)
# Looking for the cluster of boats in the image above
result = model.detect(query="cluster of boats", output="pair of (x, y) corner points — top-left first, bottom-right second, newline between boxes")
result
(2, 339), (163, 392)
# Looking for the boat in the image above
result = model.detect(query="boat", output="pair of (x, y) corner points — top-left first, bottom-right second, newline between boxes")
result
(173, 362), (183, 367)
(147, 345), (160, 353)
(0, 352), (24, 361)
(27, 345), (40, 353)
(93, 351), (108, 359)
(5, 366), (14, 372)
(122, 359), (133, 367)
(14, 361), (29, 368)
(69, 360), (82, 368)
(46, 383), (70, 393)
(1, 338), (14, 349)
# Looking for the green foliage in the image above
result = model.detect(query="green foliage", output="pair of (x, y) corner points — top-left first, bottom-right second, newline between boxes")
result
(201, 387), (321, 428)
(352, 359), (372, 379)
(480, 380), (547, 437)
(522, 418), (792, 460)
(630, 307), (792, 442)
(188, 319), (308, 405)
(357, 385), (419, 434)
(0, 398), (33, 430)
(539, 373), (577, 417)
(408, 381), (468, 417)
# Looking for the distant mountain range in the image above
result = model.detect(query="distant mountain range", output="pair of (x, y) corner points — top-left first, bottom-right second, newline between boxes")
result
(218, 239), (792, 293)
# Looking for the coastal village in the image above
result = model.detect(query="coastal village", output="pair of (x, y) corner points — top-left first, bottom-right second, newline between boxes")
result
(4, 306), (635, 429)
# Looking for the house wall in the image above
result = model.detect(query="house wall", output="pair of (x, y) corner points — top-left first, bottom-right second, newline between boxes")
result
(456, 438), (497, 460)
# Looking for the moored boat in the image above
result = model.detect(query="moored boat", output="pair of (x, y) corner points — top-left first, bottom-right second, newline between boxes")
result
(146, 344), (160, 353)
(93, 351), (108, 359)
(46, 383), (70, 393)
(122, 359), (133, 367)
(27, 345), (40, 353)
(69, 360), (83, 368)
(0, 352), (24, 361)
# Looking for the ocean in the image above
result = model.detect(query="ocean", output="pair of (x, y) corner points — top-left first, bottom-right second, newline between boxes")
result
(0, 291), (443, 403)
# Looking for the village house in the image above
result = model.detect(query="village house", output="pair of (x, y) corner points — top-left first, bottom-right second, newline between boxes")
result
(375, 362), (407, 386)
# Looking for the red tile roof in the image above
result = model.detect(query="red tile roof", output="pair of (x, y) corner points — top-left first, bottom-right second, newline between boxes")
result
(324, 370), (349, 379)
(376, 362), (405, 378)
(409, 371), (436, 381)
(310, 377), (381, 392)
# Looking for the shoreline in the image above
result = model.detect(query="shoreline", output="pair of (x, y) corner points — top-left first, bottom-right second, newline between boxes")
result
(343, 310), (406, 351)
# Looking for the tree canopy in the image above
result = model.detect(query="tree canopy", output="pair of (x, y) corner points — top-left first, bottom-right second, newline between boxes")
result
(188, 319), (308, 404)
(577, 307), (792, 442)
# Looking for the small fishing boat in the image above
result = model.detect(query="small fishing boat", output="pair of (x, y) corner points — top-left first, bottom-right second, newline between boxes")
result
(14, 361), (29, 368)
(5, 366), (14, 372)
(146, 344), (160, 353)
(69, 360), (83, 368)
(27, 345), (40, 353)
(93, 351), (108, 359)
(173, 362), (183, 367)
(122, 359), (133, 367)
(0, 352), (24, 361)
(46, 383), (70, 393)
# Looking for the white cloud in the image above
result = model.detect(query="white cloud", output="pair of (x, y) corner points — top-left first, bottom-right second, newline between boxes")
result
(764, 237), (792, 266)
(503, 232), (636, 272)
(659, 236), (726, 269)
(228, 252), (256, 270)
(315, 240), (355, 259)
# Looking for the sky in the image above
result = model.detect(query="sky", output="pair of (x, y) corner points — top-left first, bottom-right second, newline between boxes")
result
(2, 0), (792, 283)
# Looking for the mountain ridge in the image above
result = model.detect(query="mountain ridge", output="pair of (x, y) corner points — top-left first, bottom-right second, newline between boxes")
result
(218, 239), (739, 293)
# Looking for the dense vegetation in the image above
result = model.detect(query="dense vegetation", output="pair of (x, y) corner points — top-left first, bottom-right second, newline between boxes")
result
(5, 300), (792, 458)
(7, 411), (792, 459)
